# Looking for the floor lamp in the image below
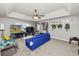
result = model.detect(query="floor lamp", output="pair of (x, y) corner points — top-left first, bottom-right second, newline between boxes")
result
(0, 23), (5, 37)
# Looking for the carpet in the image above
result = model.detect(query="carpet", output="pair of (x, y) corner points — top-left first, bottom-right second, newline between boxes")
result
(13, 38), (78, 56)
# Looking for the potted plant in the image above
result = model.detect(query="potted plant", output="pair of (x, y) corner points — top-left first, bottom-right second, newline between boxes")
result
(57, 24), (62, 29)
(52, 24), (56, 29)
(64, 23), (70, 31)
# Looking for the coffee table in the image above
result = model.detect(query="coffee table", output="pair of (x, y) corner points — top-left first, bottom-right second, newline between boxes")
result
(0, 42), (18, 56)
(0, 40), (18, 56)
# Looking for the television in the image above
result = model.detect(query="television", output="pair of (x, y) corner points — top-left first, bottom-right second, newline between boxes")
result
(26, 27), (34, 35)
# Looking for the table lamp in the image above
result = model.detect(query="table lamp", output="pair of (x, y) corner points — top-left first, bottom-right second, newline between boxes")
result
(0, 23), (5, 37)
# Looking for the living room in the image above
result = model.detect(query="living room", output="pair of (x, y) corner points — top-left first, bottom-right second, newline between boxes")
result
(0, 3), (79, 56)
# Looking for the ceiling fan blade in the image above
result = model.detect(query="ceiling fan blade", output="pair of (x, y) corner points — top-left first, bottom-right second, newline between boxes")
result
(39, 15), (44, 17)
(38, 17), (41, 19)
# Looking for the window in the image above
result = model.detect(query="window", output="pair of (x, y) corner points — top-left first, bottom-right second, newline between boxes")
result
(37, 24), (40, 30)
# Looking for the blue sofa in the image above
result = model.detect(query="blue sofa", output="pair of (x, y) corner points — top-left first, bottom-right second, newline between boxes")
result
(25, 33), (50, 51)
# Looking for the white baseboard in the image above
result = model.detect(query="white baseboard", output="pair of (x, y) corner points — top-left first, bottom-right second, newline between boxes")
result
(51, 37), (69, 42)
(51, 37), (77, 43)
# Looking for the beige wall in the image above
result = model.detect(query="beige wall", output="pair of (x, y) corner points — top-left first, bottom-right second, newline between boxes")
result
(0, 15), (79, 42)
(39, 15), (79, 41)
(47, 15), (79, 41)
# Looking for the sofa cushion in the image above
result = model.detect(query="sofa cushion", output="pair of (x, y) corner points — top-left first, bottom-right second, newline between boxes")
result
(30, 41), (34, 46)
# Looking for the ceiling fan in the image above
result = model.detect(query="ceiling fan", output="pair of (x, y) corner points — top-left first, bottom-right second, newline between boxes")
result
(32, 9), (44, 20)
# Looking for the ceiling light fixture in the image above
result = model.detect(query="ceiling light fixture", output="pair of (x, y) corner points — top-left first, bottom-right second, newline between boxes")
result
(32, 9), (39, 20)
(32, 9), (44, 20)
(33, 16), (39, 20)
